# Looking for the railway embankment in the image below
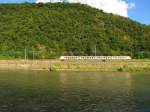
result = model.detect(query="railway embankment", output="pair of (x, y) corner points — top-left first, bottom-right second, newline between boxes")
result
(0, 60), (53, 71)
(0, 60), (150, 72)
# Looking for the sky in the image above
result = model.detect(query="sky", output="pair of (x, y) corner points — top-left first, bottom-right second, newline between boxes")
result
(0, 0), (149, 25)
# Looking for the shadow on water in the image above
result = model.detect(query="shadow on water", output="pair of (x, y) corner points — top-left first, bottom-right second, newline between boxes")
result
(0, 71), (150, 112)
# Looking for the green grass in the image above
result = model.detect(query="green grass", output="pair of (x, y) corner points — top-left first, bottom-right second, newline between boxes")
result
(108, 59), (150, 62)
(50, 60), (150, 72)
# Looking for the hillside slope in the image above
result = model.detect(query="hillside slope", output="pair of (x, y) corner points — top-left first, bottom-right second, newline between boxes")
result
(0, 3), (150, 59)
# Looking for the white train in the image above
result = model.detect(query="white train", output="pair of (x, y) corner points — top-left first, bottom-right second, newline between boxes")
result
(60, 56), (131, 60)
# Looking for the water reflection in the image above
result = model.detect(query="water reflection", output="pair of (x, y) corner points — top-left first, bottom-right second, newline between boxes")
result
(59, 72), (135, 112)
(0, 71), (149, 112)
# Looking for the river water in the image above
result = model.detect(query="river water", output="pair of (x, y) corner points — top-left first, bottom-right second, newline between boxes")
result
(0, 71), (150, 112)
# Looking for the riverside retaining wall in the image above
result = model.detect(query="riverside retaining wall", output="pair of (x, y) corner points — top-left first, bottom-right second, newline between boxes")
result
(0, 60), (52, 70)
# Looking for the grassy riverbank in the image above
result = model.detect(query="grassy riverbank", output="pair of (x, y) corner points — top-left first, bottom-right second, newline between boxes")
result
(50, 60), (150, 72)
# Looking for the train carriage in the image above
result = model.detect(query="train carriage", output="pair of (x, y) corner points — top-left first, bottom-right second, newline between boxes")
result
(60, 56), (131, 61)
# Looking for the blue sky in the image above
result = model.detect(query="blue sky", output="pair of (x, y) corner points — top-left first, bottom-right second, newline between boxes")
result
(127, 0), (150, 25)
(0, 0), (149, 25)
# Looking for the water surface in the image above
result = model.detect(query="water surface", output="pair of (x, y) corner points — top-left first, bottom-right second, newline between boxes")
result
(0, 71), (150, 112)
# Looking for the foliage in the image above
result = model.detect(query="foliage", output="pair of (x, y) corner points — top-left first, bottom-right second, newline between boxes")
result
(0, 3), (150, 59)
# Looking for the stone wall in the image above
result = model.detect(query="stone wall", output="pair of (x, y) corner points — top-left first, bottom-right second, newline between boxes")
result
(0, 60), (51, 70)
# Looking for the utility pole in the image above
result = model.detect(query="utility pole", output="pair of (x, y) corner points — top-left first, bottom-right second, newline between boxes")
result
(33, 50), (35, 60)
(24, 48), (27, 60)
(95, 46), (97, 56)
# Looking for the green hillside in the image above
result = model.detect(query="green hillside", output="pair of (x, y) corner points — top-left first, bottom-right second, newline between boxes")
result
(0, 3), (150, 59)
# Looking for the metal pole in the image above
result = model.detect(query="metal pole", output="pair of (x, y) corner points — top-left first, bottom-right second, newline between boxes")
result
(33, 50), (35, 60)
(25, 48), (27, 60)
(95, 46), (97, 56)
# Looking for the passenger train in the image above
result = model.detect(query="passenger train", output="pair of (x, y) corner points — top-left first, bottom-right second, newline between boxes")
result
(60, 56), (131, 61)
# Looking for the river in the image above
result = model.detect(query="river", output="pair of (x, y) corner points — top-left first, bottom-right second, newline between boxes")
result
(0, 71), (150, 112)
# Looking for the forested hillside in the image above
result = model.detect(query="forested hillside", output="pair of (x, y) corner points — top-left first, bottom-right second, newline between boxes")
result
(0, 3), (150, 59)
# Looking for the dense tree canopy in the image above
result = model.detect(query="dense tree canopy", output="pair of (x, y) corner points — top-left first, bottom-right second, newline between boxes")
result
(0, 3), (150, 59)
